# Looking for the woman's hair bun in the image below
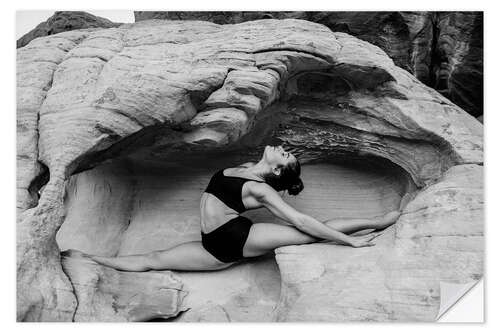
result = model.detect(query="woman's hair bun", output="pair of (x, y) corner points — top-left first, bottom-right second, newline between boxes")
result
(287, 177), (304, 196)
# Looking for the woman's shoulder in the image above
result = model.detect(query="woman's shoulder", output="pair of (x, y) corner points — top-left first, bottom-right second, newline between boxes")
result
(246, 180), (276, 200)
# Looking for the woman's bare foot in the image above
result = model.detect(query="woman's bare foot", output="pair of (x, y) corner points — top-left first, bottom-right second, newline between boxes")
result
(376, 210), (402, 229)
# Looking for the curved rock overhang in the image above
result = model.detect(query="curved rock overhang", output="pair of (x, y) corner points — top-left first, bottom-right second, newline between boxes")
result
(56, 154), (414, 321)
(16, 19), (483, 321)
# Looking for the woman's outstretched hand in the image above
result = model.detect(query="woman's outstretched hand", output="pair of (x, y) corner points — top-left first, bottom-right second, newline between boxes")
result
(347, 231), (383, 248)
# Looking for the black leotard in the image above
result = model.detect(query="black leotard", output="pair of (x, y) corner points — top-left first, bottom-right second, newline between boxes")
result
(204, 168), (264, 213)
(201, 168), (265, 263)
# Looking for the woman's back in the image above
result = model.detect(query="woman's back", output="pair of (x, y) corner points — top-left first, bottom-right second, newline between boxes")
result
(200, 165), (265, 233)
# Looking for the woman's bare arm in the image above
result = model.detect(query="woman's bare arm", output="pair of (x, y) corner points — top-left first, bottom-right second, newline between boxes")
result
(250, 183), (378, 247)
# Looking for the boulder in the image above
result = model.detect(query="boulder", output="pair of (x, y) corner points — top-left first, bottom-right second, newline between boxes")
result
(17, 11), (120, 48)
(17, 19), (483, 321)
(60, 252), (187, 321)
(274, 164), (483, 321)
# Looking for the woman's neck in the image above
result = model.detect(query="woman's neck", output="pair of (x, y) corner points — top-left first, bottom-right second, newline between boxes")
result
(245, 159), (270, 181)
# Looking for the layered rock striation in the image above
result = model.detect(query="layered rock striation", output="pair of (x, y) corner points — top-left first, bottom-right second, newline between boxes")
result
(19, 11), (484, 116)
(275, 164), (483, 321)
(61, 251), (187, 321)
(17, 19), (483, 321)
(135, 11), (483, 117)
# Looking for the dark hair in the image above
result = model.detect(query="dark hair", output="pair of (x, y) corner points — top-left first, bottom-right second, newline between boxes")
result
(263, 159), (304, 195)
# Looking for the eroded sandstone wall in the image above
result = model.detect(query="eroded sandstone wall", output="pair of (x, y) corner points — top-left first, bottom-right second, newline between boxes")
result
(274, 164), (483, 321)
(135, 11), (483, 117)
(18, 11), (484, 116)
(16, 19), (483, 321)
(57, 156), (412, 321)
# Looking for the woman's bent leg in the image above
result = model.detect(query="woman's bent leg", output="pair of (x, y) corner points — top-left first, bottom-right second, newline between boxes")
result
(323, 210), (401, 234)
(242, 211), (401, 257)
(91, 241), (233, 272)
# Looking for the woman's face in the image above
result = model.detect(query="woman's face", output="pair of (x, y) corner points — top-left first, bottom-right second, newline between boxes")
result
(263, 145), (296, 171)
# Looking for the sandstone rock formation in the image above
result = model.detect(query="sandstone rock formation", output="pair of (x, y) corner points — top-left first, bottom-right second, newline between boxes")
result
(17, 19), (483, 321)
(61, 251), (187, 321)
(275, 164), (483, 321)
(432, 12), (483, 117)
(18, 11), (484, 115)
(17, 11), (120, 48)
(135, 11), (483, 117)
(56, 157), (412, 321)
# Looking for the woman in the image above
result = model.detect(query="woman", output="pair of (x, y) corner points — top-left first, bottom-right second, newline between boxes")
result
(70, 145), (400, 271)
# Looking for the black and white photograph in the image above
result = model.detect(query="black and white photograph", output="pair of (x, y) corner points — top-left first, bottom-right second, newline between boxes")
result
(13, 5), (486, 324)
